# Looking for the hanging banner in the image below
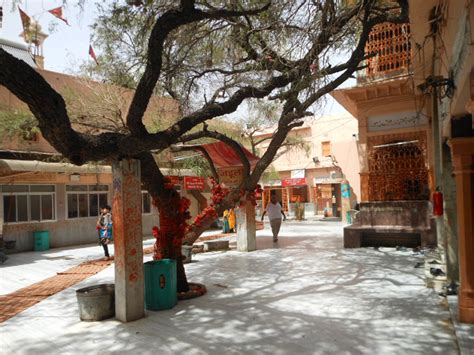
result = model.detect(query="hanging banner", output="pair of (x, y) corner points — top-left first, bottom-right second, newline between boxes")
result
(184, 176), (205, 190)
(282, 178), (306, 187)
(218, 167), (243, 186)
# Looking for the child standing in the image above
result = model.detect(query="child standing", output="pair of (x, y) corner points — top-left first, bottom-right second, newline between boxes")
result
(97, 205), (113, 260)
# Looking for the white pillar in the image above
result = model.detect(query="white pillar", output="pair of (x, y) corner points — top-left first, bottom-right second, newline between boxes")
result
(236, 200), (257, 252)
(112, 159), (144, 322)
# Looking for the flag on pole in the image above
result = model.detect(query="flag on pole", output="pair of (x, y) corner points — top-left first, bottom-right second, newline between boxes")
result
(18, 7), (31, 33)
(88, 45), (99, 65)
(48, 7), (70, 26)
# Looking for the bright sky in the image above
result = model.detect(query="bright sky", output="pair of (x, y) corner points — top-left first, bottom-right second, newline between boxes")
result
(0, 0), (350, 116)
(0, 0), (98, 73)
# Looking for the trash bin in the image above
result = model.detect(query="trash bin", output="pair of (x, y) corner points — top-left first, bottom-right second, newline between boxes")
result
(144, 259), (177, 311)
(33, 231), (50, 251)
(76, 284), (115, 321)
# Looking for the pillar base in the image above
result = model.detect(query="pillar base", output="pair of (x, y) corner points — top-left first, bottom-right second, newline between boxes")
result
(236, 201), (257, 252)
(459, 292), (474, 323)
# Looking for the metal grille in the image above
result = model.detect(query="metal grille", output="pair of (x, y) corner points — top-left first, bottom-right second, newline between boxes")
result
(364, 22), (411, 79)
(367, 132), (428, 201)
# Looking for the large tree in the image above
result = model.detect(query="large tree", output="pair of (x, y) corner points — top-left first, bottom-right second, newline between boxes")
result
(0, 0), (408, 292)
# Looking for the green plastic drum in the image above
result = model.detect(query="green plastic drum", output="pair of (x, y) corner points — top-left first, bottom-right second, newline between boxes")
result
(144, 259), (177, 311)
(33, 230), (50, 251)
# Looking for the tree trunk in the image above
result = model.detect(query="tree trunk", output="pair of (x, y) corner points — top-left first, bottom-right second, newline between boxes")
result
(156, 196), (190, 293)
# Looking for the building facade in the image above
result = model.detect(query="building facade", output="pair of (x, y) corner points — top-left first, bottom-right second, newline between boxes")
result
(255, 114), (360, 221)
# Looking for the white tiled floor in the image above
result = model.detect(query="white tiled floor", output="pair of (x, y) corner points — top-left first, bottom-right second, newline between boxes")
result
(0, 222), (462, 354)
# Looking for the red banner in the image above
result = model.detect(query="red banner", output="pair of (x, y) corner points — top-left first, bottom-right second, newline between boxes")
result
(184, 176), (205, 190)
(282, 178), (307, 187)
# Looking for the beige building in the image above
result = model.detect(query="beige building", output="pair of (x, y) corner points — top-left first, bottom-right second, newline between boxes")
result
(255, 113), (360, 221)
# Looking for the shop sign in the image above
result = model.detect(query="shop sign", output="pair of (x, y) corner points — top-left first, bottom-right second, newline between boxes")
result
(368, 111), (428, 132)
(183, 176), (205, 190)
(341, 183), (351, 198)
(218, 167), (243, 186)
(282, 178), (306, 187)
(263, 180), (282, 187)
(290, 169), (305, 178)
(314, 176), (343, 184)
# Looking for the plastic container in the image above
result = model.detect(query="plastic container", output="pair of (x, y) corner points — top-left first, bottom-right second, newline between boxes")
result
(76, 284), (115, 321)
(144, 259), (177, 311)
(33, 231), (50, 251)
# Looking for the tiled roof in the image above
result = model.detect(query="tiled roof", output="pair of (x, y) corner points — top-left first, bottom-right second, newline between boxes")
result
(0, 38), (37, 68)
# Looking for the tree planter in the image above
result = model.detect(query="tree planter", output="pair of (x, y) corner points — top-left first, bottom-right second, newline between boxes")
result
(144, 259), (177, 311)
(76, 284), (115, 321)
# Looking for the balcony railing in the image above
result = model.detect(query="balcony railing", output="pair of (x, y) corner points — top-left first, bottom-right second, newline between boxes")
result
(358, 22), (412, 83)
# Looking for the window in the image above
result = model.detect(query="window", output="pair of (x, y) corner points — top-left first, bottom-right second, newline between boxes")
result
(67, 185), (109, 219)
(2, 185), (56, 223)
(322, 141), (331, 157)
(142, 192), (152, 214)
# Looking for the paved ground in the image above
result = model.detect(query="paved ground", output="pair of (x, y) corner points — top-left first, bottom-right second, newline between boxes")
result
(0, 221), (468, 354)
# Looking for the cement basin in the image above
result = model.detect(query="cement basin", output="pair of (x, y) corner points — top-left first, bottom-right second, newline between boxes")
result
(76, 284), (115, 321)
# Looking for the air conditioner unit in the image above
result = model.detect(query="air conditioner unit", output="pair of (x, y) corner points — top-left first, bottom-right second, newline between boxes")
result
(330, 171), (342, 180)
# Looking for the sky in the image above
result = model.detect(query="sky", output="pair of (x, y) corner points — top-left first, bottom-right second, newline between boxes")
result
(0, 0), (351, 116)
(0, 0), (99, 73)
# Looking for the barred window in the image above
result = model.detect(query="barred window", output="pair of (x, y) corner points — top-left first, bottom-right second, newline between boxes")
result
(1, 185), (55, 223)
(66, 185), (109, 219)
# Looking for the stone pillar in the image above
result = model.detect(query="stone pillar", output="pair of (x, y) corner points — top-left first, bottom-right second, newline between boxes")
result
(449, 137), (474, 323)
(236, 200), (257, 252)
(112, 159), (144, 322)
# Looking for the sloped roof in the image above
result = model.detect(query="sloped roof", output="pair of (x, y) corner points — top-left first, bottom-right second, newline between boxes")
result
(0, 38), (37, 68)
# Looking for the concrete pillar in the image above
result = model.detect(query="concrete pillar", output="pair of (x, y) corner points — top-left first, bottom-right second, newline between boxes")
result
(112, 159), (144, 322)
(449, 137), (474, 323)
(236, 200), (257, 252)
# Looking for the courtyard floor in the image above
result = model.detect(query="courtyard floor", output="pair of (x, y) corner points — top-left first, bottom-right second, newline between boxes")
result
(0, 221), (469, 354)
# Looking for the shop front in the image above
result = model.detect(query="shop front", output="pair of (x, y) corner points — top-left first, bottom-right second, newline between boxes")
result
(313, 175), (343, 217)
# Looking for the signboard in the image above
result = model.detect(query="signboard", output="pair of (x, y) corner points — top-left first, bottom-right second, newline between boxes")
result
(263, 180), (282, 187)
(183, 176), (205, 190)
(282, 178), (306, 187)
(165, 175), (181, 185)
(291, 169), (305, 178)
(314, 177), (343, 184)
(341, 183), (351, 198)
(218, 167), (243, 186)
(368, 111), (428, 132)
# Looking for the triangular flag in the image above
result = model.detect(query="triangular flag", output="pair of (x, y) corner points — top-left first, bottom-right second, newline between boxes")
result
(88, 45), (99, 65)
(18, 7), (31, 33)
(48, 7), (70, 26)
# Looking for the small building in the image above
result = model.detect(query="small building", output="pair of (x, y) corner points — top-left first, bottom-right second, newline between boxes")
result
(254, 114), (360, 221)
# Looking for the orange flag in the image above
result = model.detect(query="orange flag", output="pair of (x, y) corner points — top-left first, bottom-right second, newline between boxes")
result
(18, 7), (31, 32)
(88, 45), (99, 65)
(48, 6), (70, 26)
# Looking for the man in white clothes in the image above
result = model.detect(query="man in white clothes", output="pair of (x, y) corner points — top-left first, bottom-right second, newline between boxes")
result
(261, 194), (287, 242)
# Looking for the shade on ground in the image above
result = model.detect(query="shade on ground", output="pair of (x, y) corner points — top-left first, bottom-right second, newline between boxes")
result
(0, 222), (459, 354)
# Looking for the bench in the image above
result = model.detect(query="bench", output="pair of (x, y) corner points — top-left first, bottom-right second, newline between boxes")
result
(344, 201), (436, 248)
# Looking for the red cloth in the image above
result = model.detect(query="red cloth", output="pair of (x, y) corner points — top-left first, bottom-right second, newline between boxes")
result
(200, 141), (259, 168)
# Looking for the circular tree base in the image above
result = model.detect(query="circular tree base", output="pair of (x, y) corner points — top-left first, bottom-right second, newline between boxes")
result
(178, 282), (207, 300)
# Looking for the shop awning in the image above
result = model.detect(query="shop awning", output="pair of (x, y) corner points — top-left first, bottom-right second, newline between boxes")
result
(200, 142), (259, 168)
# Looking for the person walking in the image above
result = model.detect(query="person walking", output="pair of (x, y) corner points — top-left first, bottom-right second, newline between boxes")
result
(261, 194), (286, 242)
(97, 205), (113, 260)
